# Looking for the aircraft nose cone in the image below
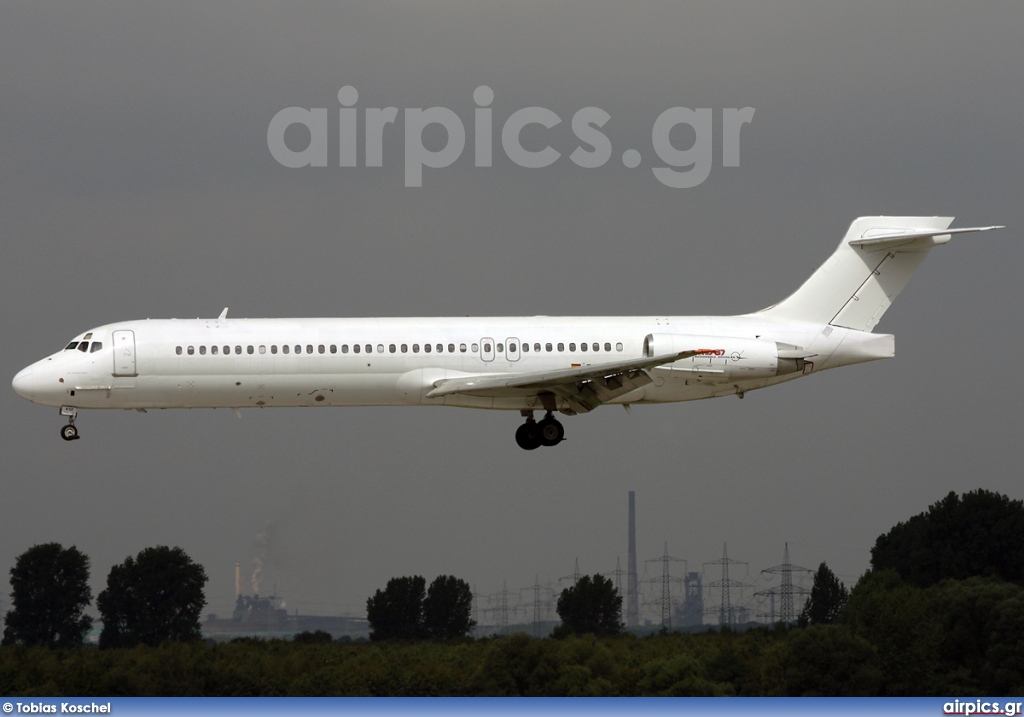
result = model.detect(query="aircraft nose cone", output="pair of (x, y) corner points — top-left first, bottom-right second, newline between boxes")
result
(12, 367), (37, 401)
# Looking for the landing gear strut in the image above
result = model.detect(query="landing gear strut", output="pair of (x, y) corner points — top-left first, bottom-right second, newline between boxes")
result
(515, 410), (564, 450)
(60, 406), (80, 441)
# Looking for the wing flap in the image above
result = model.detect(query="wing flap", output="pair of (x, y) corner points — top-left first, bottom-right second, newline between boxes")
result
(425, 348), (715, 411)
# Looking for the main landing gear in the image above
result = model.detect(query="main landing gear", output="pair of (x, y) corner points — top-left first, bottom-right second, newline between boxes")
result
(515, 411), (565, 450)
(60, 406), (80, 441)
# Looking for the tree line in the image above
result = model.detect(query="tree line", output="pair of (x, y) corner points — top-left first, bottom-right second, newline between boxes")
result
(2, 487), (1023, 695)
(2, 544), (207, 649)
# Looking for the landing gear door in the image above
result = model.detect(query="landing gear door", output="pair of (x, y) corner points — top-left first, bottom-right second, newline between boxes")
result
(112, 330), (137, 377)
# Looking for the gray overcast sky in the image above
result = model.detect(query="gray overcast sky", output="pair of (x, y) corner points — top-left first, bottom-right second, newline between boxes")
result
(2, 2), (1022, 624)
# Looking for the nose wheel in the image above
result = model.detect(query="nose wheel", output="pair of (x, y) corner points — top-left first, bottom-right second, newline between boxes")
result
(515, 411), (564, 450)
(60, 406), (80, 441)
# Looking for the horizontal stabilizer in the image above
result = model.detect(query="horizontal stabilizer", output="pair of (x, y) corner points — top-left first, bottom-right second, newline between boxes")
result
(849, 225), (1005, 250)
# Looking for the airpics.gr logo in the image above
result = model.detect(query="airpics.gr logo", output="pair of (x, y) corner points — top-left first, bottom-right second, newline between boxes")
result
(267, 86), (754, 188)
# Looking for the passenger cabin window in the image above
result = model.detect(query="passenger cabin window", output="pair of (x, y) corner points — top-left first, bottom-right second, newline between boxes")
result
(425, 344), (432, 353)
(187, 346), (195, 355)
(471, 343), (479, 352)
(402, 344), (408, 353)
(223, 345), (230, 355)
(247, 346), (254, 355)
(569, 343), (576, 352)
(460, 343), (467, 352)
(306, 345), (313, 354)
(212, 345), (219, 355)
(508, 343), (517, 352)
(593, 342), (599, 352)
(175, 346), (182, 355)
(341, 345), (348, 353)
(235, 346), (242, 355)
(482, 343), (491, 353)
(522, 343), (529, 352)
(616, 342), (623, 351)
(283, 345), (290, 354)
(545, 343), (553, 352)
(497, 344), (503, 352)
(318, 345), (325, 354)
(270, 345), (277, 354)
(259, 346), (266, 354)
(364, 344), (371, 354)
(389, 344), (396, 353)
(604, 342), (611, 352)
(377, 344), (385, 353)
(413, 344), (420, 353)
(557, 343), (564, 351)
(330, 345), (337, 354)
(199, 346), (207, 355)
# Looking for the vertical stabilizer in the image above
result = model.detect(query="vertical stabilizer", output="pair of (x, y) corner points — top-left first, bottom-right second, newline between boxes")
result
(757, 217), (1002, 331)
(759, 217), (952, 331)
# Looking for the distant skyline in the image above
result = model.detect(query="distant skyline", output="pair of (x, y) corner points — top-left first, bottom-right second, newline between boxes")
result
(3, 2), (1022, 622)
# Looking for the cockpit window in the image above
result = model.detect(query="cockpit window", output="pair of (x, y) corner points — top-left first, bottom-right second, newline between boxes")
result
(77, 342), (90, 352)
(90, 342), (103, 352)
(65, 342), (79, 351)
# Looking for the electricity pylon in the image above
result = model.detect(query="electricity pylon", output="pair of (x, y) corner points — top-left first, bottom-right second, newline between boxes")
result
(644, 542), (685, 629)
(756, 543), (812, 624)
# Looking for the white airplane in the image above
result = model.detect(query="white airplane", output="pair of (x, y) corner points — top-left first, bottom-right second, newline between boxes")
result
(12, 216), (1003, 449)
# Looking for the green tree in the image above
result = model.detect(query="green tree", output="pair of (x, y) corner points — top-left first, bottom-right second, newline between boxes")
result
(423, 575), (476, 640)
(97, 545), (208, 648)
(840, 569), (941, 694)
(555, 574), (623, 637)
(799, 563), (848, 626)
(2, 543), (92, 647)
(771, 625), (883, 696)
(871, 489), (1024, 587)
(293, 629), (333, 644)
(366, 575), (426, 641)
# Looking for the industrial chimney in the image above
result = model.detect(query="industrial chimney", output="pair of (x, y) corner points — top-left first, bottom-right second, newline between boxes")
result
(627, 491), (639, 627)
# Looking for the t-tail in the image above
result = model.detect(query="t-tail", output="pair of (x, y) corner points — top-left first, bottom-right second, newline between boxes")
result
(757, 216), (1004, 331)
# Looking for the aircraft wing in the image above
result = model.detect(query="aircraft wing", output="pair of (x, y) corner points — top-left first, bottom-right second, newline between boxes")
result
(426, 348), (716, 414)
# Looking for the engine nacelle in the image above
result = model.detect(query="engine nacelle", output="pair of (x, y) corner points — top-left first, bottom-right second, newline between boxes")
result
(643, 333), (806, 380)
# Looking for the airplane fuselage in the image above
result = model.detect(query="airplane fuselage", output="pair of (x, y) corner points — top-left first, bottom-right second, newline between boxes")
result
(13, 217), (1000, 447)
(12, 314), (890, 413)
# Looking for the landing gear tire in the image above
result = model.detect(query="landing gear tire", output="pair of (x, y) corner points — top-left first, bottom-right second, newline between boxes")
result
(537, 416), (565, 447)
(61, 424), (79, 441)
(515, 421), (541, 451)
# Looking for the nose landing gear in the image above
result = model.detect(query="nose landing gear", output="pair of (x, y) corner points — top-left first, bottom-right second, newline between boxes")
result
(515, 410), (565, 450)
(60, 406), (80, 441)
